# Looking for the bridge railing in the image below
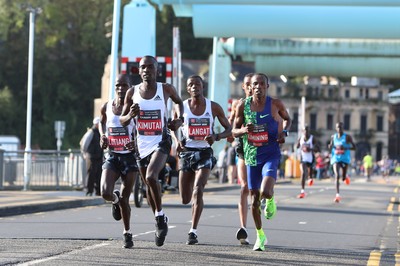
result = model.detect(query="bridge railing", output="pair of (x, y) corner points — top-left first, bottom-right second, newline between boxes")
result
(0, 149), (86, 190)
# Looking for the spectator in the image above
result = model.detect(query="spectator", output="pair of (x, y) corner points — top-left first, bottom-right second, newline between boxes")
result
(279, 150), (288, 179)
(226, 141), (238, 184)
(315, 153), (325, 180)
(362, 152), (373, 181)
(80, 117), (103, 196)
(215, 144), (228, 183)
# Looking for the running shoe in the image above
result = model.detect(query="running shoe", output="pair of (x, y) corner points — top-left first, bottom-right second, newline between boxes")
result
(308, 178), (314, 186)
(186, 232), (198, 245)
(123, 233), (133, 248)
(155, 215), (169, 246)
(236, 228), (249, 245)
(253, 234), (267, 251)
(264, 197), (277, 220)
(344, 176), (351, 185)
(297, 192), (306, 199)
(334, 196), (341, 203)
(112, 190), (122, 221)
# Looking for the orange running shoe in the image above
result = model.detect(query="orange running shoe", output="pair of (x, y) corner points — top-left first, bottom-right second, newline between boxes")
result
(308, 179), (314, 186)
(344, 176), (350, 185)
(334, 196), (341, 203)
(297, 192), (305, 199)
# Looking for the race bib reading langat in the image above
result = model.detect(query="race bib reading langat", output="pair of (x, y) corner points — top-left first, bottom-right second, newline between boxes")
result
(108, 127), (130, 151)
(137, 110), (162, 136)
(188, 118), (210, 140)
(248, 124), (269, 147)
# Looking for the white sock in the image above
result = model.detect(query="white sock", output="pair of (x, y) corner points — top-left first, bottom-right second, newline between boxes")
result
(336, 193), (340, 197)
(112, 192), (119, 204)
(301, 189), (305, 193)
(123, 229), (131, 234)
(189, 228), (197, 235)
(155, 209), (164, 217)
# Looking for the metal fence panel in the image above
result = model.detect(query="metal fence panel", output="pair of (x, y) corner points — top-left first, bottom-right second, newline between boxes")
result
(0, 150), (85, 190)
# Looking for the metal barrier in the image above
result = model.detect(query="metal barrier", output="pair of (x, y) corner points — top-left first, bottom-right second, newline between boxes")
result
(0, 149), (85, 190)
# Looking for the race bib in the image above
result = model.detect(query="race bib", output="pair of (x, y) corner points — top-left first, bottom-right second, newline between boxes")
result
(248, 124), (269, 147)
(335, 145), (345, 155)
(137, 110), (162, 136)
(108, 127), (130, 151)
(302, 144), (311, 152)
(188, 118), (210, 140)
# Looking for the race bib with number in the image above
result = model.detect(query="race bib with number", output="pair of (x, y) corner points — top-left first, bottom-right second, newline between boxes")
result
(188, 118), (211, 140)
(108, 127), (130, 151)
(248, 124), (269, 147)
(137, 110), (162, 136)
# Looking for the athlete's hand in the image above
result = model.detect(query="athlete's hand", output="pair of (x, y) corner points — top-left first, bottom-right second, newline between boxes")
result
(176, 141), (185, 153)
(125, 141), (136, 151)
(277, 132), (286, 144)
(129, 103), (140, 118)
(204, 134), (216, 146)
(167, 118), (183, 131)
(246, 123), (254, 133)
(227, 135), (235, 143)
(100, 135), (108, 149)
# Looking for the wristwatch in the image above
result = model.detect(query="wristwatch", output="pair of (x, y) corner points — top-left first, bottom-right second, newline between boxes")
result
(283, 130), (289, 137)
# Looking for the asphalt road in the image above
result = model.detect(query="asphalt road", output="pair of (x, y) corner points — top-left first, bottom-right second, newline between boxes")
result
(0, 177), (398, 266)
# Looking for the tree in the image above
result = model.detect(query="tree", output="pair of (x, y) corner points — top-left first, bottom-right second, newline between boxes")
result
(0, 1), (210, 150)
(0, 0), (127, 149)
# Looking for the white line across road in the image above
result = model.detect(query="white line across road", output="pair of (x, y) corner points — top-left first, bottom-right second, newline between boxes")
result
(16, 243), (110, 266)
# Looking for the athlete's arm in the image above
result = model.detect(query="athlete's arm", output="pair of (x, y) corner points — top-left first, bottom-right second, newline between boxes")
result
(347, 135), (356, 150)
(275, 98), (292, 132)
(119, 87), (138, 127)
(99, 102), (108, 149)
(328, 135), (334, 151)
(207, 101), (232, 143)
(169, 105), (185, 153)
(164, 83), (184, 131)
(232, 100), (248, 138)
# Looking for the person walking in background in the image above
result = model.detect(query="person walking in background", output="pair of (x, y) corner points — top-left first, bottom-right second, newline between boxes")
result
(80, 117), (103, 196)
(279, 150), (288, 180)
(215, 144), (228, 183)
(232, 73), (292, 251)
(315, 153), (326, 180)
(328, 122), (356, 203)
(362, 151), (373, 181)
(119, 55), (184, 247)
(98, 74), (139, 249)
(227, 73), (253, 245)
(394, 161), (400, 176)
(378, 155), (391, 182)
(171, 75), (232, 245)
(296, 125), (319, 199)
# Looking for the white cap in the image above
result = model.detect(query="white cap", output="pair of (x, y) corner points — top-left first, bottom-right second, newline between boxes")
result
(93, 117), (100, 124)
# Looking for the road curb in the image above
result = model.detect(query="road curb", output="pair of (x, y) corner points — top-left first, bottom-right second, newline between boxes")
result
(0, 198), (105, 218)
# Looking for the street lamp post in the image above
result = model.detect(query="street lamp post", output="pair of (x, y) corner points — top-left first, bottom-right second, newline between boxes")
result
(23, 6), (41, 191)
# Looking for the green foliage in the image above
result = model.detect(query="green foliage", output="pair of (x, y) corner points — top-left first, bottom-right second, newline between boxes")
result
(0, 1), (211, 149)
(0, 0), (117, 149)
(0, 86), (14, 128)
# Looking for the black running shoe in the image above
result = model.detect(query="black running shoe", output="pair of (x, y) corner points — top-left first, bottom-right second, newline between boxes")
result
(112, 190), (121, 221)
(186, 232), (198, 245)
(236, 227), (249, 245)
(155, 215), (168, 246)
(123, 233), (133, 248)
